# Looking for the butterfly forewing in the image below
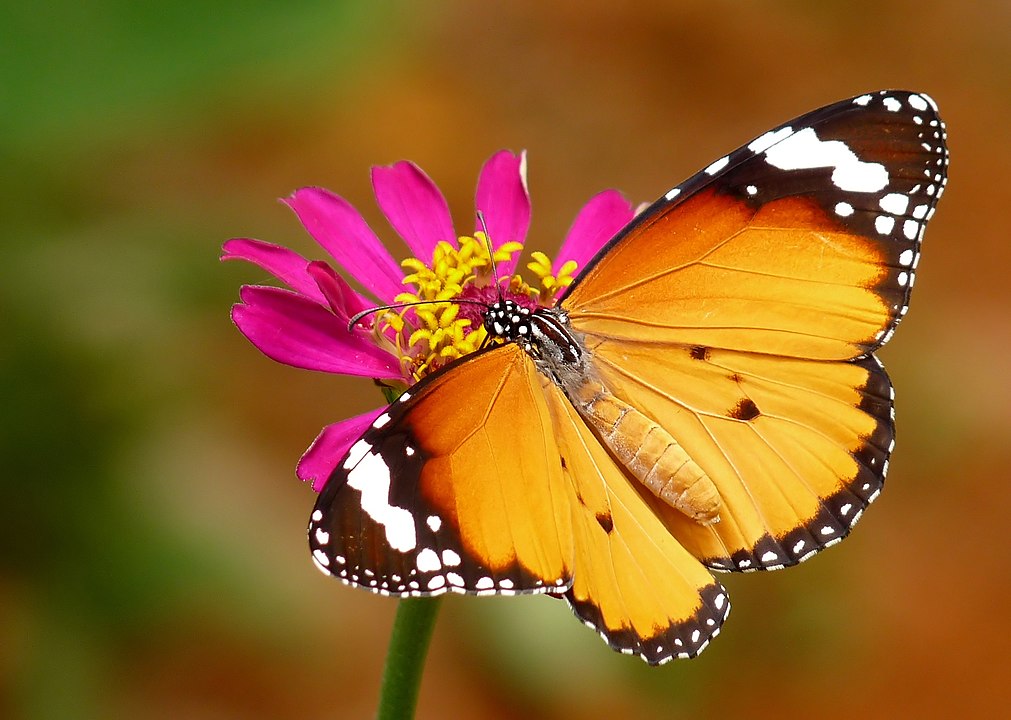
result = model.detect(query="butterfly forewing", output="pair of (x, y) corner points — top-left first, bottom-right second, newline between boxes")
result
(309, 344), (574, 597)
(563, 90), (947, 361)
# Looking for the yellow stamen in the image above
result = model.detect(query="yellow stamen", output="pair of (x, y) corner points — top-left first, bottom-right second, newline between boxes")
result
(527, 253), (578, 303)
(381, 233), (578, 381)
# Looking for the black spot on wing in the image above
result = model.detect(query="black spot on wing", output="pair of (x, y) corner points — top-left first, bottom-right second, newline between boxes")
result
(729, 398), (760, 421)
(595, 512), (614, 534)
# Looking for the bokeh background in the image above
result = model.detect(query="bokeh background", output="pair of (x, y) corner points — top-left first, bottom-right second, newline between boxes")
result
(3, 1), (1008, 718)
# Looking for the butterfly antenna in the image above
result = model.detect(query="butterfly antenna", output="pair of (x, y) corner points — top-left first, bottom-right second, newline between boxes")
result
(476, 210), (504, 301)
(348, 298), (487, 332)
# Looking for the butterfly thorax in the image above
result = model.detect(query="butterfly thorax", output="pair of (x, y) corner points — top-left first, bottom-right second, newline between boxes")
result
(483, 300), (586, 379)
(483, 299), (721, 525)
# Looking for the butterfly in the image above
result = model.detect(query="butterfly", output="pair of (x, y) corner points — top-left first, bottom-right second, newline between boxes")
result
(308, 91), (948, 664)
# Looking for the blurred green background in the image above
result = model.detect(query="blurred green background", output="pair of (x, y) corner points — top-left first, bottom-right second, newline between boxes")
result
(3, 1), (1008, 718)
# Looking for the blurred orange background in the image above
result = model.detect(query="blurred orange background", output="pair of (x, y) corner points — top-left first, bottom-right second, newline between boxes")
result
(3, 1), (1008, 718)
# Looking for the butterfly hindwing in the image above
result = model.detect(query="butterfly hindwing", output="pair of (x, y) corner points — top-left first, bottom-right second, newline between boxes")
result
(309, 344), (574, 597)
(544, 380), (729, 663)
(586, 337), (893, 571)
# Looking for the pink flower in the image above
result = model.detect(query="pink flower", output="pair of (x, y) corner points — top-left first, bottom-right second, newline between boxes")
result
(222, 150), (634, 492)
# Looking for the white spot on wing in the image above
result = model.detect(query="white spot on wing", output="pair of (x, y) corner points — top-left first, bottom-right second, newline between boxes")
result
(347, 451), (417, 551)
(343, 438), (372, 471)
(879, 193), (909, 215)
(705, 155), (730, 175)
(748, 126), (794, 154)
(441, 549), (462, 567)
(426, 515), (442, 532)
(416, 548), (441, 572)
(875, 215), (895, 235)
(763, 128), (888, 193)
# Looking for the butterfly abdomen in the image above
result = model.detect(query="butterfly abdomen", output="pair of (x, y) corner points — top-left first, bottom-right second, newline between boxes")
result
(573, 378), (721, 525)
(500, 302), (723, 526)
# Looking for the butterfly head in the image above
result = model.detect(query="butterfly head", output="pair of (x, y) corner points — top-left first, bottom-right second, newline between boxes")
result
(483, 299), (534, 345)
(483, 299), (586, 385)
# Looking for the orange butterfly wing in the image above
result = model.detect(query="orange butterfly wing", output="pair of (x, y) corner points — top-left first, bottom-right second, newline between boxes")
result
(561, 90), (947, 570)
(309, 344), (574, 596)
(586, 338), (891, 570)
(310, 342), (730, 662)
(543, 379), (729, 662)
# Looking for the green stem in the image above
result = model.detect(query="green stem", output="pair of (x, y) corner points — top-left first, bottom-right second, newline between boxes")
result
(376, 597), (443, 720)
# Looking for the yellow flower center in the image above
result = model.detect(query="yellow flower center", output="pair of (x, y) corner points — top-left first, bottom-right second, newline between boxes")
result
(379, 233), (578, 381)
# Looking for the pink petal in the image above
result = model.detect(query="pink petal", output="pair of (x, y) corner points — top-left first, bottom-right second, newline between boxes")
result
(372, 161), (455, 262)
(474, 150), (531, 277)
(232, 286), (401, 379)
(556, 190), (634, 277)
(221, 238), (325, 304)
(297, 407), (385, 492)
(306, 261), (374, 323)
(285, 187), (404, 303)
